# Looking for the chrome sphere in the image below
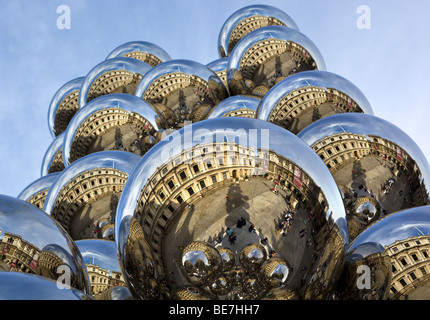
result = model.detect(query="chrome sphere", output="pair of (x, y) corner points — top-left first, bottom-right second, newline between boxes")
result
(47, 77), (84, 138)
(135, 59), (229, 129)
(208, 95), (260, 119)
(218, 4), (299, 58)
(0, 272), (93, 300)
(298, 113), (430, 241)
(105, 41), (171, 67)
(239, 243), (267, 270)
(256, 70), (374, 134)
(338, 206), (430, 300)
(115, 117), (348, 299)
(209, 275), (233, 296)
(172, 286), (213, 300)
(17, 172), (60, 210)
(0, 194), (91, 295)
(180, 241), (223, 286)
(227, 25), (325, 97)
(62, 93), (164, 166)
(41, 132), (65, 176)
(260, 257), (290, 288)
(218, 247), (236, 271)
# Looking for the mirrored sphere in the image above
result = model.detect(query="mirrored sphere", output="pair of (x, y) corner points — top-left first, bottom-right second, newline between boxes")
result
(338, 205), (430, 300)
(47, 77), (84, 138)
(218, 247), (235, 271)
(218, 4), (299, 58)
(208, 95), (260, 119)
(115, 117), (348, 299)
(227, 25), (325, 97)
(17, 172), (61, 210)
(79, 57), (152, 109)
(0, 272), (93, 300)
(260, 257), (290, 288)
(180, 241), (222, 286)
(298, 113), (430, 241)
(0, 194), (91, 295)
(41, 132), (65, 176)
(105, 41), (171, 67)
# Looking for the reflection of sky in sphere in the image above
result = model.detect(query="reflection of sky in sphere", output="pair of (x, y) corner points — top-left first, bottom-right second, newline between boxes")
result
(76, 239), (121, 275)
(298, 113), (430, 189)
(105, 41), (172, 62)
(17, 172), (60, 201)
(256, 70), (373, 120)
(348, 206), (430, 254)
(208, 95), (260, 119)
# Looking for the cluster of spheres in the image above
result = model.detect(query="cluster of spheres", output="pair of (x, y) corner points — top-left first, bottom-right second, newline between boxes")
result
(1, 4), (430, 300)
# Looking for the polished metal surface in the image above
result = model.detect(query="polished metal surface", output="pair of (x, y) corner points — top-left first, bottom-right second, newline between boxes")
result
(0, 272), (93, 300)
(208, 95), (260, 119)
(256, 70), (373, 134)
(206, 57), (229, 74)
(116, 117), (347, 299)
(62, 93), (164, 166)
(47, 77), (85, 138)
(0, 194), (91, 295)
(135, 59), (229, 129)
(218, 4), (299, 58)
(79, 57), (152, 109)
(41, 132), (65, 176)
(337, 205), (430, 300)
(298, 113), (430, 241)
(227, 25), (326, 96)
(105, 41), (171, 66)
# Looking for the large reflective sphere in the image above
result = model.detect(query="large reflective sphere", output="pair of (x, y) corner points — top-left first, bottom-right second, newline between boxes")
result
(105, 41), (171, 67)
(298, 113), (430, 241)
(227, 25), (326, 97)
(0, 273), (93, 300)
(63, 93), (164, 166)
(339, 206), (430, 300)
(79, 57), (152, 108)
(207, 58), (229, 92)
(47, 77), (84, 138)
(135, 59), (229, 129)
(218, 4), (299, 58)
(43, 151), (140, 241)
(76, 239), (130, 299)
(116, 117), (348, 299)
(0, 194), (91, 295)
(256, 70), (374, 134)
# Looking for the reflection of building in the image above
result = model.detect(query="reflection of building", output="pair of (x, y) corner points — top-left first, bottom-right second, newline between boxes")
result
(54, 89), (80, 137)
(86, 263), (126, 296)
(50, 167), (128, 234)
(133, 142), (328, 275)
(0, 232), (40, 273)
(386, 235), (430, 299)
(120, 51), (162, 67)
(26, 188), (50, 210)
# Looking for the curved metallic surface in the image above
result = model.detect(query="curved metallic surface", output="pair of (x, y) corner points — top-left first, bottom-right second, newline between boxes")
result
(227, 25), (326, 96)
(79, 57), (152, 109)
(44, 150), (140, 216)
(17, 172), (60, 209)
(76, 239), (131, 299)
(298, 113), (430, 240)
(218, 4), (299, 58)
(47, 77), (85, 138)
(256, 70), (373, 133)
(0, 272), (93, 300)
(41, 132), (65, 176)
(105, 41), (171, 66)
(135, 59), (228, 128)
(116, 117), (348, 299)
(208, 95), (260, 119)
(62, 93), (164, 166)
(0, 194), (91, 295)
(206, 57), (229, 74)
(338, 206), (430, 300)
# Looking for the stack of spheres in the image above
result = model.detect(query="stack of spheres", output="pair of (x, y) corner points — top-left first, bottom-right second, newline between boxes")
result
(2, 4), (428, 301)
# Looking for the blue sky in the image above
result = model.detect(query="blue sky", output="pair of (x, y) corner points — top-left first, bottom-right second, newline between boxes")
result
(1, 0), (429, 197)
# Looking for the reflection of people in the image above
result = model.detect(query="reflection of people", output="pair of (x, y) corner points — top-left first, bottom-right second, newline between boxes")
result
(248, 224), (256, 233)
(261, 237), (268, 245)
(229, 233), (236, 245)
(237, 217), (246, 228)
(226, 228), (233, 237)
(215, 236), (222, 244)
